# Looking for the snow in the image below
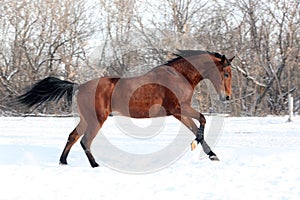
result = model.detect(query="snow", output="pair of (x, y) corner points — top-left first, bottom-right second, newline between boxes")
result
(0, 116), (300, 199)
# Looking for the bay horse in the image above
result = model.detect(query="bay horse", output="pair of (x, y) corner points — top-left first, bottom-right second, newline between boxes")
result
(18, 50), (234, 167)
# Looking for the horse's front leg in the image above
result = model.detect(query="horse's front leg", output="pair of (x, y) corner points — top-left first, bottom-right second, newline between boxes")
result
(182, 104), (219, 161)
(191, 120), (219, 161)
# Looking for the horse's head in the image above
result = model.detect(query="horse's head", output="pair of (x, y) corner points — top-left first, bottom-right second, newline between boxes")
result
(209, 53), (234, 101)
(168, 50), (234, 101)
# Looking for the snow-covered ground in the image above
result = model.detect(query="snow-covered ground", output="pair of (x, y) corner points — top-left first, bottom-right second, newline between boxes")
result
(0, 116), (299, 200)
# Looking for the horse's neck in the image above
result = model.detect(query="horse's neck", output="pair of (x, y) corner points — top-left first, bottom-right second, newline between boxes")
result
(168, 60), (202, 89)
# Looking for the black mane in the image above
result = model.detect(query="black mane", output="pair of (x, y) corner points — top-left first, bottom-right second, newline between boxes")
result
(166, 50), (224, 64)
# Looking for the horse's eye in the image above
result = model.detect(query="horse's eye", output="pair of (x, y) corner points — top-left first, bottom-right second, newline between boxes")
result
(224, 73), (229, 78)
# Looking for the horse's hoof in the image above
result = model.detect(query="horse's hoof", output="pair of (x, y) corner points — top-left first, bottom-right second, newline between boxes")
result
(59, 161), (68, 165)
(91, 162), (100, 168)
(209, 155), (220, 161)
(191, 140), (198, 151)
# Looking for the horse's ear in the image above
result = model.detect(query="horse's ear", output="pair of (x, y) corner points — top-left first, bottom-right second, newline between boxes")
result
(221, 55), (226, 64)
(229, 56), (235, 62)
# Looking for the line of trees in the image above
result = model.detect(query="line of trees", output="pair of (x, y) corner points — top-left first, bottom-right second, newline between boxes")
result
(0, 0), (299, 116)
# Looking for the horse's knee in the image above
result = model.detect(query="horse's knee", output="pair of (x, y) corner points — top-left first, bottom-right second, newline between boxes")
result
(199, 114), (206, 125)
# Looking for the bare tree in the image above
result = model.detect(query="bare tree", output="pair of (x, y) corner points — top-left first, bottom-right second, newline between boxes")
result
(1, 0), (299, 116)
(210, 0), (300, 116)
(0, 0), (98, 115)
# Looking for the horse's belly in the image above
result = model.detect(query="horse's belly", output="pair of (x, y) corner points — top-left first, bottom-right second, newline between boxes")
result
(112, 84), (168, 118)
(113, 98), (167, 118)
(128, 102), (168, 118)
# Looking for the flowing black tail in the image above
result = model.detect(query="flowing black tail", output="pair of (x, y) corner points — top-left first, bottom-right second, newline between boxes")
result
(17, 77), (77, 108)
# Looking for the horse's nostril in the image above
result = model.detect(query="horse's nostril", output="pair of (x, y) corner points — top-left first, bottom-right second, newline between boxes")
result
(226, 96), (230, 100)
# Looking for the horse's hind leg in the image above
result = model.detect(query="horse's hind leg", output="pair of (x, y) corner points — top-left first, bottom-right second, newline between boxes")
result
(59, 120), (86, 165)
(80, 124), (101, 168)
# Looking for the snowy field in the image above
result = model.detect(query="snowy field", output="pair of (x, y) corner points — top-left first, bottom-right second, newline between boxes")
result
(0, 116), (300, 200)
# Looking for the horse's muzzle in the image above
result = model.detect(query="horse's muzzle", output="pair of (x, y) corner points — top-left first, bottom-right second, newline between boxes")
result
(219, 93), (230, 101)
